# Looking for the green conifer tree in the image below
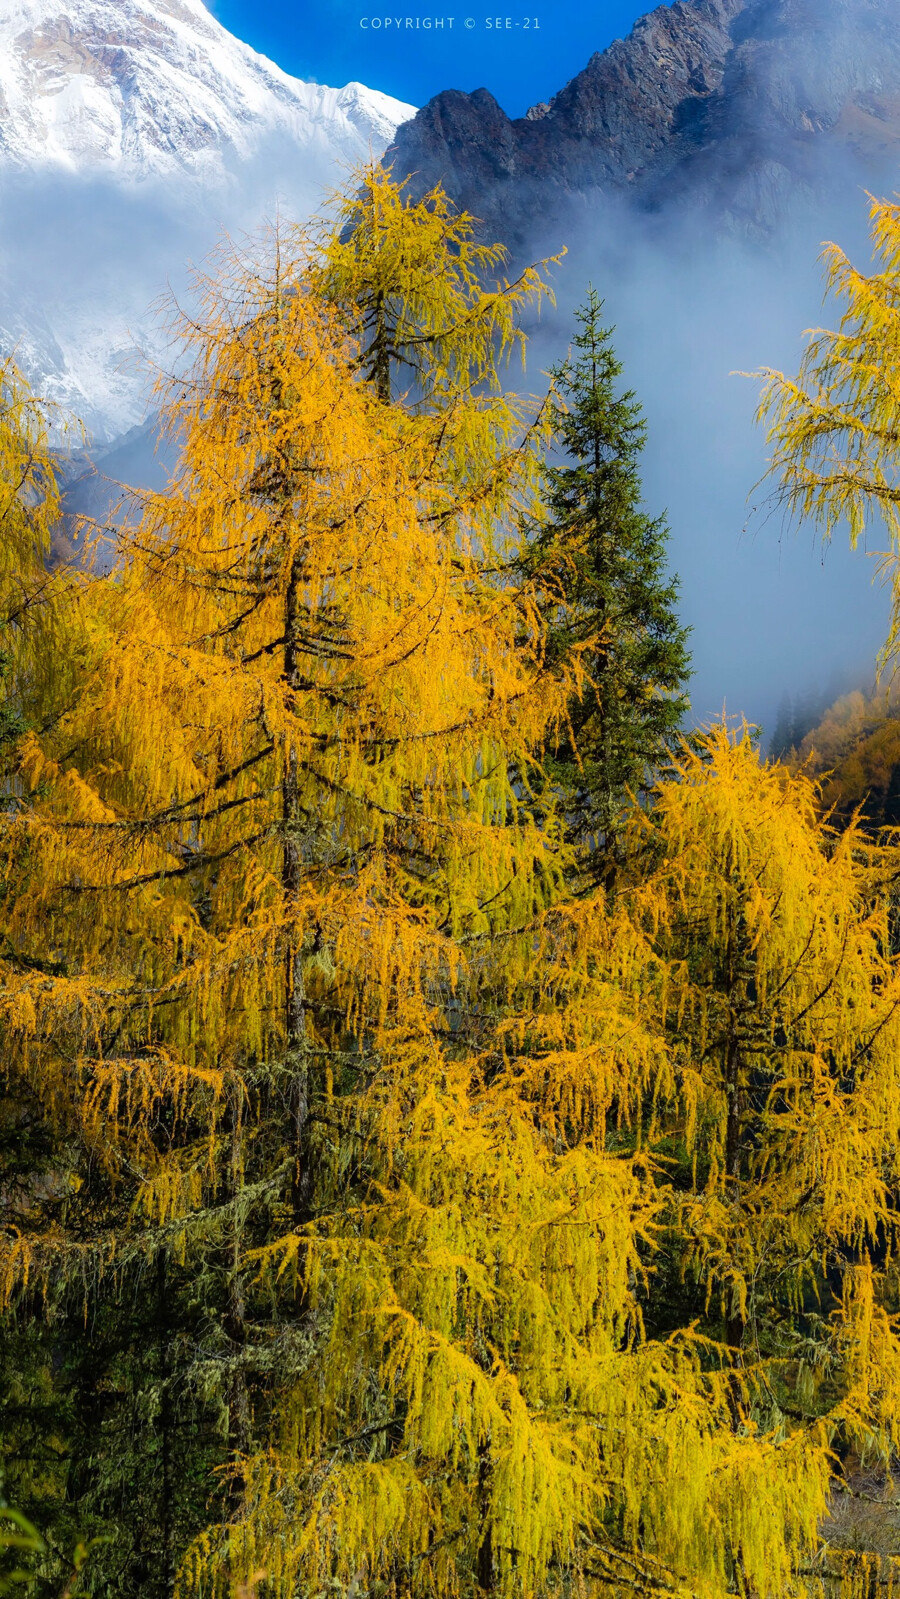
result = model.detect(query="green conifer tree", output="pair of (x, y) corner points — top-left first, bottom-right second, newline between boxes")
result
(531, 289), (690, 878)
(770, 690), (796, 759)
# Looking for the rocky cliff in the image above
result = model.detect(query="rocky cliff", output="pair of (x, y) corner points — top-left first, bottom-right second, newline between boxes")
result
(387, 0), (900, 243)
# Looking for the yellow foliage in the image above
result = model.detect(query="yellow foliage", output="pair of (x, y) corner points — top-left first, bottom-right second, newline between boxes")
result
(755, 193), (900, 665)
(5, 173), (900, 1599)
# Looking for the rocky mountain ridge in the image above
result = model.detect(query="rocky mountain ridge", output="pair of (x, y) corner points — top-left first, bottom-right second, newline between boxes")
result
(387, 0), (900, 244)
(7, 0), (889, 749)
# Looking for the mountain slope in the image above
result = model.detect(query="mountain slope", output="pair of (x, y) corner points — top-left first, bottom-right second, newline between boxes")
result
(0, 0), (414, 440)
(386, 0), (900, 244)
(0, 0), (413, 179)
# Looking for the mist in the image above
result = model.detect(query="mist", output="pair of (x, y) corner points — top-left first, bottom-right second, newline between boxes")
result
(0, 132), (353, 442)
(3, 109), (899, 743)
(518, 163), (899, 742)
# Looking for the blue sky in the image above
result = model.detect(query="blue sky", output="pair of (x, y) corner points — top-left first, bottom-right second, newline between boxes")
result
(210, 0), (650, 118)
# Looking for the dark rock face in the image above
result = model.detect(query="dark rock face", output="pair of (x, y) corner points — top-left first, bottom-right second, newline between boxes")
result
(386, 0), (900, 244)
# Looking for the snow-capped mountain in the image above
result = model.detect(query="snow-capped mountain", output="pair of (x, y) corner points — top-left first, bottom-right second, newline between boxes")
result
(0, 0), (415, 439)
(0, 0), (413, 178)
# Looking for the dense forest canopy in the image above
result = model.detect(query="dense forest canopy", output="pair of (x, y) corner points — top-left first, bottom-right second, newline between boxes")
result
(3, 169), (900, 1599)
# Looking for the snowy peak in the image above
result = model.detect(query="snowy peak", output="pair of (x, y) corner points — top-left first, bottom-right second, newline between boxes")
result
(0, 0), (415, 178)
(0, 0), (417, 441)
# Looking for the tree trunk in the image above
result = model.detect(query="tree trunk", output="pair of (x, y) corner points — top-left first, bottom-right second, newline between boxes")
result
(724, 1022), (745, 1348)
(283, 553), (311, 1226)
(372, 291), (391, 404)
(157, 1253), (175, 1599)
(724, 1008), (746, 1427)
(476, 1442), (494, 1592)
(224, 1098), (251, 1507)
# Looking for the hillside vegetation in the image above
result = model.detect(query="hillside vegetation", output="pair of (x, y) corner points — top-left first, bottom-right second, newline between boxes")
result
(5, 169), (900, 1599)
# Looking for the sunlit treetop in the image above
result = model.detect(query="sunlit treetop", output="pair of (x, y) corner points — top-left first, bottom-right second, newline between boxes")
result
(755, 194), (900, 665)
(309, 163), (563, 529)
(313, 162), (560, 404)
(0, 358), (86, 753)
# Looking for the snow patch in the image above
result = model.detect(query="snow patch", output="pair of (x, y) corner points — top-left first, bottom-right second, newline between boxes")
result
(0, 0), (417, 438)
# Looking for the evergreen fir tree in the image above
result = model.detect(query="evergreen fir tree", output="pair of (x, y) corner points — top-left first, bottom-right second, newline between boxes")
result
(532, 289), (690, 877)
(770, 690), (795, 759)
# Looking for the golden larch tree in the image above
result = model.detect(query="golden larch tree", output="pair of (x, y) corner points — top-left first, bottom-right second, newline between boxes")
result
(5, 175), (900, 1599)
(755, 194), (900, 663)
